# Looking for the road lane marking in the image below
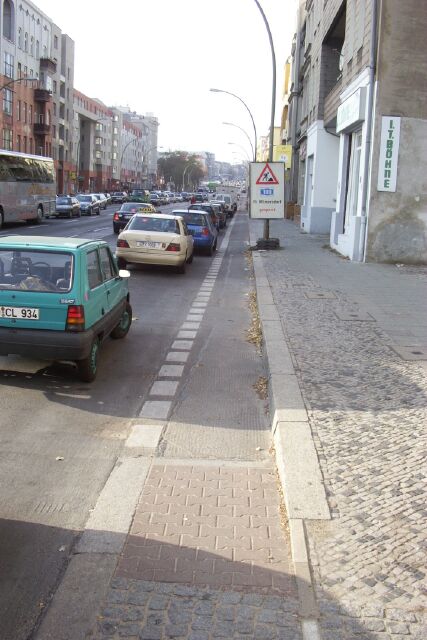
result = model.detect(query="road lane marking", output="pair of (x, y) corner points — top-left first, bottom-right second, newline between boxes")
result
(158, 365), (184, 377)
(166, 352), (189, 363)
(177, 330), (197, 339)
(149, 380), (179, 396)
(139, 401), (171, 420)
(171, 340), (193, 350)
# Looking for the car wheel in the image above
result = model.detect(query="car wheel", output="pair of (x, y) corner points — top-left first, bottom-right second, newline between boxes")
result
(68, 210), (73, 218)
(117, 257), (127, 269)
(207, 243), (214, 256)
(176, 260), (186, 274)
(187, 251), (194, 264)
(110, 302), (132, 339)
(96, 207), (100, 215)
(76, 209), (81, 218)
(77, 337), (100, 382)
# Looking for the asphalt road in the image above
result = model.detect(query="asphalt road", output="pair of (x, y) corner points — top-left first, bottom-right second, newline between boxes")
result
(0, 202), (269, 639)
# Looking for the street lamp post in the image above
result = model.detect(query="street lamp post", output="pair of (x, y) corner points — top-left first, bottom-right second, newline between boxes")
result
(223, 122), (255, 161)
(227, 142), (250, 162)
(182, 163), (193, 191)
(253, 0), (278, 247)
(210, 88), (257, 160)
(0, 76), (38, 92)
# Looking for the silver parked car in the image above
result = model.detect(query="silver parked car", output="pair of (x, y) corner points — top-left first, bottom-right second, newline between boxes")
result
(91, 193), (108, 210)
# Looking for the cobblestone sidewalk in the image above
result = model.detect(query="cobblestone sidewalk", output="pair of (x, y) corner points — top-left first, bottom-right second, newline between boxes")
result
(91, 463), (302, 639)
(254, 220), (427, 639)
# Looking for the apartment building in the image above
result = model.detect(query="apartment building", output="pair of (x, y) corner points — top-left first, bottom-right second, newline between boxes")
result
(72, 90), (112, 192)
(286, 0), (427, 262)
(116, 107), (159, 188)
(0, 0), (76, 193)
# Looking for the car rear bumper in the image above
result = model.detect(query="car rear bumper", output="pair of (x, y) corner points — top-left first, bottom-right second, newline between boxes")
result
(116, 249), (186, 266)
(193, 237), (214, 248)
(0, 326), (94, 361)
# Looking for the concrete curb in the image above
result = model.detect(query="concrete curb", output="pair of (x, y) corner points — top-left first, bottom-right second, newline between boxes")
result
(249, 227), (329, 640)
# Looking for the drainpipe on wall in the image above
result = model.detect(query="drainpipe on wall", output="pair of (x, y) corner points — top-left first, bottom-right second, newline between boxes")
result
(359, 0), (379, 262)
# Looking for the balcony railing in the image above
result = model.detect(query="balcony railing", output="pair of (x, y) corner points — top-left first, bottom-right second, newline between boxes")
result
(34, 87), (52, 102)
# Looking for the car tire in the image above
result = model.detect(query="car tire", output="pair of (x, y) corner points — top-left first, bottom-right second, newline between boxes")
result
(176, 260), (186, 274)
(117, 258), (127, 269)
(110, 302), (132, 339)
(76, 209), (81, 218)
(96, 208), (100, 216)
(187, 251), (194, 264)
(34, 205), (43, 224)
(207, 244), (214, 257)
(77, 337), (100, 382)
(68, 210), (73, 218)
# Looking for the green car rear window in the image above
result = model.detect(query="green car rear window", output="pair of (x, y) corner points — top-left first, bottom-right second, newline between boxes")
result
(0, 249), (73, 293)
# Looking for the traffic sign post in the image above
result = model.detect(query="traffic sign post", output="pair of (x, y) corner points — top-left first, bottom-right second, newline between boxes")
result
(250, 162), (284, 248)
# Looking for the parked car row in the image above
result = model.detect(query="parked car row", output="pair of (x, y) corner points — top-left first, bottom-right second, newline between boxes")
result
(54, 192), (113, 218)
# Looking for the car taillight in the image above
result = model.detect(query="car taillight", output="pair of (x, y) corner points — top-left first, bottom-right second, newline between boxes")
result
(113, 212), (120, 220)
(117, 239), (130, 247)
(66, 305), (85, 331)
(166, 242), (181, 252)
(201, 228), (210, 236)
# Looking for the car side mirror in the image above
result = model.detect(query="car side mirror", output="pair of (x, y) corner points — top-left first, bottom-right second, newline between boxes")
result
(119, 269), (130, 278)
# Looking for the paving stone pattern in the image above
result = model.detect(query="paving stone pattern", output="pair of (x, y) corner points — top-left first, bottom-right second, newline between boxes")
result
(259, 221), (427, 639)
(92, 464), (301, 639)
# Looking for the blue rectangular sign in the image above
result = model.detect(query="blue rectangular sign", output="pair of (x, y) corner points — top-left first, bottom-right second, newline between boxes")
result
(260, 188), (274, 196)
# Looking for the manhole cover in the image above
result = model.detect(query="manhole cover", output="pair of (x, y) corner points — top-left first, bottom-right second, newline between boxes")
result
(334, 311), (376, 322)
(305, 291), (337, 299)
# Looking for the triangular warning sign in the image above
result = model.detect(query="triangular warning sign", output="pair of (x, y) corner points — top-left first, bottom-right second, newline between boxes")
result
(256, 162), (279, 185)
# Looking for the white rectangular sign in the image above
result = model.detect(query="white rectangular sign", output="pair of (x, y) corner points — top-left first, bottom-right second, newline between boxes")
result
(377, 116), (401, 192)
(249, 162), (285, 219)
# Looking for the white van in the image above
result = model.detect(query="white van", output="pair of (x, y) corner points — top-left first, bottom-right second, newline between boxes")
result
(215, 193), (233, 216)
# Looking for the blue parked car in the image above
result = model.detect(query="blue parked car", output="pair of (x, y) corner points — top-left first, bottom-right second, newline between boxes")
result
(171, 210), (218, 255)
(0, 236), (132, 381)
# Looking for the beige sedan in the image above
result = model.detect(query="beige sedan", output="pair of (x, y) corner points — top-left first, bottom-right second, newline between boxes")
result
(116, 213), (194, 273)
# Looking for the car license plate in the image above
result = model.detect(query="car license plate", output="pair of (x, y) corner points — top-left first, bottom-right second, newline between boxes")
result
(136, 241), (162, 248)
(0, 306), (39, 320)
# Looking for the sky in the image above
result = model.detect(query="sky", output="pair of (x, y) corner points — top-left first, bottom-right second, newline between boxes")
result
(35, 0), (297, 164)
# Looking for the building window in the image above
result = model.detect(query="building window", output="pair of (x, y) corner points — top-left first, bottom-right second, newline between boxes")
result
(3, 88), (12, 115)
(24, 32), (28, 52)
(17, 61), (22, 77)
(95, 151), (102, 159)
(2, 0), (14, 41)
(30, 36), (34, 56)
(23, 102), (27, 124)
(3, 128), (13, 150)
(18, 27), (22, 48)
(23, 136), (27, 153)
(112, 152), (117, 160)
(54, 35), (58, 49)
(95, 137), (102, 145)
(53, 80), (57, 94)
(29, 104), (32, 124)
(17, 134), (21, 151)
(3, 52), (14, 78)
(36, 40), (40, 58)
(17, 99), (21, 120)
(43, 44), (47, 57)
(53, 103), (56, 115)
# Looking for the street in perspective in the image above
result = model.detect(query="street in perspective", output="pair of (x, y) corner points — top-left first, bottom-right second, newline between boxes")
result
(0, 1), (426, 640)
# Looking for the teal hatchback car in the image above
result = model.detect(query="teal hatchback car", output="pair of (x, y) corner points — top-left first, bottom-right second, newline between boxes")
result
(0, 236), (132, 381)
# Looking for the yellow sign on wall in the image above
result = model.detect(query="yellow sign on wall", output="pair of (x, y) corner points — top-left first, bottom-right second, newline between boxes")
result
(273, 145), (292, 168)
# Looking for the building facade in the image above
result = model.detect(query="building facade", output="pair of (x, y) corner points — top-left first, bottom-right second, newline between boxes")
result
(286, 0), (427, 262)
(0, 0), (76, 193)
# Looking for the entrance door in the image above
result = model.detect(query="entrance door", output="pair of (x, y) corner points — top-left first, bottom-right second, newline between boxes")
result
(304, 156), (313, 219)
(344, 130), (362, 232)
